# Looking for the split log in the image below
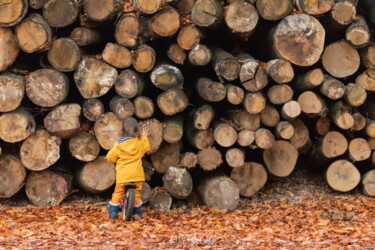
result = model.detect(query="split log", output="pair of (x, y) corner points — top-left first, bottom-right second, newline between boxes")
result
(25, 168), (73, 206)
(29, 0), (47, 9)
(348, 138), (371, 162)
(150, 188), (172, 210)
(366, 119), (375, 138)
(20, 129), (61, 171)
(139, 118), (163, 153)
(355, 68), (375, 91)
(310, 131), (348, 164)
(109, 96), (134, 120)
(168, 43), (186, 65)
(0, 155), (26, 198)
(322, 40), (360, 78)
(213, 122), (237, 148)
(266, 59), (294, 84)
(151, 142), (180, 173)
(74, 57), (118, 99)
(94, 112), (123, 150)
(0, 0), (28, 27)
(44, 103), (81, 139)
(291, 68), (324, 91)
(102, 43), (132, 69)
(25, 69), (69, 107)
(157, 88), (189, 115)
(115, 69), (144, 99)
(193, 104), (215, 130)
(82, 99), (104, 121)
(71, 27), (101, 47)
(132, 45), (156, 73)
(225, 84), (244, 105)
(270, 14), (325, 66)
(162, 115), (184, 143)
(260, 104), (280, 127)
(195, 78), (226, 102)
(83, 0), (123, 22)
(227, 110), (260, 131)
(256, 0), (292, 21)
(319, 75), (345, 100)
(290, 119), (312, 154)
(197, 146), (222, 171)
(325, 159), (360, 192)
(267, 84), (293, 105)
(163, 166), (193, 199)
(316, 116), (331, 136)
(188, 43), (212, 66)
(362, 170), (375, 197)
(150, 63), (183, 90)
(177, 25), (201, 50)
(0, 107), (36, 143)
(115, 14), (142, 49)
(167, 0), (194, 14)
(212, 48), (240, 82)
(243, 92), (266, 114)
(186, 128), (214, 150)
(237, 130), (255, 147)
(69, 131), (100, 162)
(141, 182), (152, 204)
(360, 45), (375, 69)
(75, 156), (116, 194)
(0, 27), (20, 71)
(237, 53), (268, 92)
(15, 13), (52, 53)
(296, 0), (334, 15)
(191, 0), (223, 28)
(230, 162), (267, 197)
(133, 0), (161, 14)
(134, 96), (155, 119)
(225, 0), (259, 38)
(225, 148), (245, 168)
(346, 15), (370, 48)
(255, 128), (275, 149)
(298, 91), (328, 117)
(329, 101), (354, 130)
(263, 140), (298, 178)
(0, 72), (24, 112)
(351, 112), (366, 132)
(281, 101), (301, 121)
(344, 83), (366, 107)
(151, 7), (180, 37)
(178, 152), (198, 169)
(198, 175), (239, 210)
(275, 121), (294, 140)
(43, 0), (79, 27)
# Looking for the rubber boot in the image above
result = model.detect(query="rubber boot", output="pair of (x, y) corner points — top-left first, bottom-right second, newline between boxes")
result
(109, 202), (120, 219)
(134, 203), (143, 219)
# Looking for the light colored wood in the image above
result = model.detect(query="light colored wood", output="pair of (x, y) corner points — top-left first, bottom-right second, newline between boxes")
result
(351, 112), (366, 132)
(0, 0), (28, 27)
(0, 72), (24, 112)
(134, 96), (154, 119)
(191, 0), (223, 28)
(94, 112), (123, 150)
(346, 15), (370, 48)
(193, 104), (215, 130)
(230, 162), (267, 197)
(168, 43), (186, 65)
(177, 25), (201, 50)
(319, 74), (345, 100)
(266, 59), (294, 84)
(360, 45), (375, 69)
(237, 130), (255, 147)
(82, 99), (104, 121)
(298, 91), (328, 117)
(263, 140), (298, 177)
(296, 0), (334, 15)
(281, 100), (301, 121)
(162, 115), (183, 143)
(366, 119), (375, 138)
(48, 38), (81, 72)
(326, 160), (360, 192)
(355, 68), (375, 91)
(237, 53), (268, 92)
(0, 154), (27, 198)
(329, 101), (354, 130)
(290, 119), (312, 155)
(344, 83), (367, 107)
(151, 142), (180, 173)
(115, 14), (141, 49)
(260, 104), (280, 127)
(139, 118), (163, 153)
(330, 1), (356, 25)
(292, 68), (324, 91)
(195, 78), (226, 102)
(267, 84), (293, 105)
(43, 0), (79, 27)
(115, 69), (144, 99)
(256, 0), (292, 21)
(243, 92), (266, 114)
(178, 152), (198, 169)
(197, 146), (222, 171)
(83, 0), (123, 22)
(225, 0), (259, 38)
(157, 88), (189, 115)
(362, 170), (375, 197)
(186, 128), (214, 150)
(109, 96), (134, 120)
(212, 48), (240, 82)
(0, 27), (20, 71)
(227, 110), (260, 131)
(255, 128), (275, 149)
(163, 166), (192, 199)
(213, 122), (237, 148)
(188, 43), (212, 66)
(150, 63), (183, 90)
(225, 148), (245, 168)
(312, 131), (348, 162)
(102, 43), (132, 69)
(133, 0), (161, 14)
(275, 121), (294, 140)
(151, 7), (180, 37)
(368, 138), (375, 150)
(132, 45), (156, 73)
(0, 107), (35, 143)
(69, 131), (100, 162)
(225, 84), (244, 105)
(348, 138), (371, 162)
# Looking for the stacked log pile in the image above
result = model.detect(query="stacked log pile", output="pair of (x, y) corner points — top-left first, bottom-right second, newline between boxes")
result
(1, 0), (375, 209)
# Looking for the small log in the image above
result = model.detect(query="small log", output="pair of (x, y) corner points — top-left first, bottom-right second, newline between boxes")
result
(0, 107), (36, 143)
(369, 138), (375, 150)
(348, 138), (371, 162)
(133, 0), (161, 14)
(230, 162), (267, 197)
(0, 27), (20, 71)
(69, 131), (100, 162)
(266, 59), (294, 84)
(296, 0), (334, 15)
(319, 75), (345, 100)
(197, 146), (222, 171)
(75, 156), (116, 194)
(355, 68), (375, 91)
(344, 83), (366, 107)
(150, 188), (172, 210)
(329, 101), (354, 130)
(133, 96), (155, 119)
(177, 25), (201, 50)
(290, 119), (312, 154)
(325, 160), (360, 192)
(366, 119), (375, 138)
(351, 112), (366, 132)
(330, 1), (356, 26)
(29, 0), (48, 9)
(48, 38), (81, 72)
(26, 69), (69, 107)
(186, 127), (214, 150)
(83, 0), (123, 22)
(213, 122), (237, 148)
(0, 72), (24, 112)
(255, 128), (275, 149)
(82, 99), (104, 121)
(151, 142), (180, 173)
(178, 152), (197, 169)
(150, 63), (183, 90)
(298, 91), (328, 117)
(0, 0), (28, 27)
(163, 166), (193, 199)
(237, 53), (268, 92)
(168, 43), (186, 65)
(44, 103), (81, 139)
(225, 0), (259, 38)
(243, 92), (266, 114)
(157, 88), (189, 115)
(20, 129), (61, 171)
(263, 140), (298, 177)
(167, 0), (194, 14)
(0, 155), (26, 198)
(193, 104), (215, 130)
(281, 101), (301, 121)
(225, 148), (245, 168)
(270, 14), (325, 66)
(139, 118), (163, 153)
(291, 68), (324, 91)
(267, 84), (293, 105)
(15, 13), (52, 53)
(346, 15), (370, 48)
(102, 43), (132, 69)
(94, 112), (123, 150)
(151, 7), (180, 37)
(212, 48), (240, 82)
(225, 84), (244, 105)
(188, 43), (212, 66)
(191, 0), (223, 28)
(198, 175), (239, 210)
(109, 96), (134, 120)
(195, 77), (226, 102)
(275, 121), (294, 140)
(362, 170), (375, 197)
(256, 0), (292, 21)
(360, 45), (375, 69)
(132, 45), (156, 73)
(227, 110), (260, 131)
(316, 116), (331, 136)
(237, 130), (255, 147)
(115, 69), (144, 99)
(260, 104), (280, 127)
(71, 27), (101, 47)
(74, 57), (118, 99)
(115, 14), (141, 49)
(43, 0), (79, 27)
(141, 182), (152, 204)
(162, 115), (184, 143)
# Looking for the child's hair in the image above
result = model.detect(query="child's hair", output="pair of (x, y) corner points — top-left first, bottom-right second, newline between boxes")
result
(122, 117), (140, 137)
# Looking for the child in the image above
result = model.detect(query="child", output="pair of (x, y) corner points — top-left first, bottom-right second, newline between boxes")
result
(106, 117), (151, 219)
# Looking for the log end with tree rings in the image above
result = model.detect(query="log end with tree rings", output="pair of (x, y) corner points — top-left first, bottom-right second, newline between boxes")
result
(238, 56), (268, 92)
(69, 131), (100, 162)
(167, 43), (186, 65)
(225, 147), (245, 168)
(267, 84), (293, 105)
(43, 0), (79, 28)
(266, 59), (294, 84)
(102, 43), (132, 69)
(0, 108), (36, 143)
(109, 96), (134, 120)
(83, 0), (123, 22)
(0, 72), (24, 112)
(256, 0), (293, 21)
(331, 1), (356, 26)
(351, 112), (366, 132)
(115, 69), (144, 99)
(360, 45), (375, 70)
(0, 27), (20, 71)
(133, 45), (156, 73)
(151, 7), (180, 37)
(225, 1), (259, 38)
(188, 44), (212, 66)
(255, 128), (275, 149)
(150, 64), (183, 90)
(243, 92), (266, 114)
(162, 166), (193, 199)
(275, 121), (294, 140)
(296, 0), (334, 16)
(0, 0), (28, 27)
(225, 84), (244, 105)
(178, 152), (198, 169)
(133, 0), (161, 14)
(321, 131), (348, 159)
(197, 146), (222, 171)
(213, 122), (237, 148)
(298, 91), (328, 117)
(0, 155), (27, 198)
(157, 88), (189, 116)
(348, 138), (371, 162)
(281, 100), (301, 121)
(139, 118), (163, 153)
(177, 25), (201, 50)
(237, 130), (255, 147)
(74, 57), (118, 99)
(82, 99), (105, 121)
(151, 142), (180, 173)
(325, 160), (360, 192)
(230, 161), (267, 197)
(26, 69), (69, 107)
(187, 128), (214, 150)
(191, 0), (223, 28)
(271, 14), (325, 66)
(48, 38), (81, 72)
(260, 104), (280, 127)
(346, 15), (370, 48)
(94, 112), (123, 150)
(115, 14), (141, 49)
(193, 105), (215, 130)
(162, 115), (184, 143)
(134, 96), (155, 119)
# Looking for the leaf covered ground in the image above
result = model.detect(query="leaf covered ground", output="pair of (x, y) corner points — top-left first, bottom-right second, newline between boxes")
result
(1, 169), (375, 249)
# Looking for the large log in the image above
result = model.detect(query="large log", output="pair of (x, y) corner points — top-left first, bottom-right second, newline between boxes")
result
(139, 118), (163, 153)
(344, 83), (367, 107)
(83, 0), (123, 22)
(225, 0), (259, 38)
(157, 88), (189, 115)
(230, 162), (267, 197)
(197, 146), (222, 171)
(256, 0), (292, 21)
(0, 0), (28, 27)
(281, 100), (301, 121)
(0, 155), (26, 198)
(162, 115), (184, 143)
(150, 188), (172, 210)
(188, 43), (212, 66)
(69, 131), (100, 162)
(115, 69), (144, 99)
(325, 159), (360, 192)
(191, 0), (223, 28)
(0, 27), (20, 71)
(0, 72), (24, 112)
(213, 122), (237, 148)
(102, 43), (132, 69)
(43, 0), (79, 27)
(151, 142), (180, 173)
(134, 96), (155, 119)
(163, 166), (193, 199)
(115, 14), (142, 49)
(225, 148), (245, 168)
(298, 91), (328, 117)
(94, 112), (123, 150)
(360, 45), (375, 70)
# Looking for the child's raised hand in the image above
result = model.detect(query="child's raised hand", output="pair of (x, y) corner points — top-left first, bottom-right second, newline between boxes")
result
(141, 127), (151, 136)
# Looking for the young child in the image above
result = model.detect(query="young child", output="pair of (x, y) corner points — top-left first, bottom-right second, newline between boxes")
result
(106, 117), (151, 219)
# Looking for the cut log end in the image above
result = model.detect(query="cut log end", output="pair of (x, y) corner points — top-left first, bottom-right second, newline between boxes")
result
(230, 162), (267, 197)
(197, 147), (222, 171)
(362, 170), (375, 197)
(326, 160), (360, 192)
(263, 140), (298, 177)
(163, 166), (193, 199)
(0, 155), (26, 198)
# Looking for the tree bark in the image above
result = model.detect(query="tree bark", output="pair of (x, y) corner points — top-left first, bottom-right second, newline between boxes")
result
(94, 112), (123, 150)
(151, 142), (180, 173)
(69, 131), (100, 162)
(260, 104), (280, 127)
(360, 45), (375, 70)
(0, 72), (24, 112)
(225, 0), (259, 38)
(329, 101), (354, 130)
(168, 43), (186, 65)
(132, 45), (156, 73)
(227, 110), (260, 131)
(296, 0), (334, 15)
(346, 15), (370, 48)
(256, 0), (292, 21)
(310, 131), (348, 165)
(83, 0), (123, 22)
(213, 122), (237, 148)
(266, 59), (294, 84)
(150, 63), (183, 90)
(0, 155), (26, 198)
(0, 27), (20, 71)
(225, 147), (245, 168)
(291, 68), (324, 91)
(82, 99), (104, 121)
(319, 74), (345, 100)
(191, 0), (223, 28)
(186, 127), (214, 150)
(275, 121), (294, 140)
(197, 146), (222, 171)
(0, 0), (28, 27)
(167, 0), (194, 14)
(109, 96), (134, 120)
(150, 188), (172, 210)
(163, 166), (193, 199)
(141, 182), (152, 204)
(43, 0), (79, 27)
(162, 115), (184, 143)
(290, 119), (312, 155)
(325, 159), (360, 192)
(139, 118), (163, 153)
(211, 48), (240, 82)
(71, 27), (101, 46)
(195, 77), (226, 102)
(29, 0), (48, 9)
(157, 88), (189, 115)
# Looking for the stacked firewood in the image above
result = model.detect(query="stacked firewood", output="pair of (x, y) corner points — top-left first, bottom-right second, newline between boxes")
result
(1, 0), (375, 210)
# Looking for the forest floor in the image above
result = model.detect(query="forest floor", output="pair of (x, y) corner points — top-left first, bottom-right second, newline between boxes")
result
(1, 167), (375, 249)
